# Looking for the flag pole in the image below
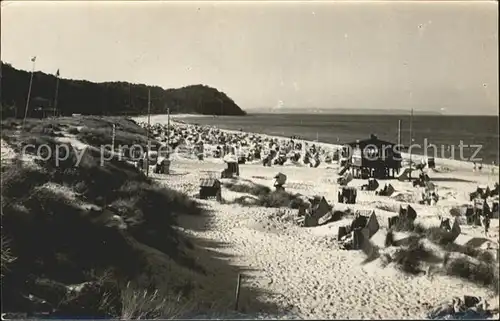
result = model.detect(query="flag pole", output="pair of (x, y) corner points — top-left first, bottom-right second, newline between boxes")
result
(409, 108), (414, 180)
(167, 107), (170, 158)
(111, 123), (116, 152)
(0, 62), (3, 117)
(53, 70), (60, 117)
(22, 57), (36, 130)
(146, 89), (151, 177)
(397, 119), (402, 147)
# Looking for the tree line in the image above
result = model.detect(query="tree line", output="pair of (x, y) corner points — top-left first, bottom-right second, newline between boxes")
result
(0, 62), (247, 118)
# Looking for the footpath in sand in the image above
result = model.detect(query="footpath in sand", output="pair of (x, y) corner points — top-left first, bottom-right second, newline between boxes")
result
(152, 153), (498, 319)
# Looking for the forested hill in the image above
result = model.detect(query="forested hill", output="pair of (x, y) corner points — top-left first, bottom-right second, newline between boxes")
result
(0, 62), (247, 117)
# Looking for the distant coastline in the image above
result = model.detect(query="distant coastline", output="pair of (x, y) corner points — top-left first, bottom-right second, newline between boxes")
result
(249, 108), (443, 116)
(248, 108), (497, 116)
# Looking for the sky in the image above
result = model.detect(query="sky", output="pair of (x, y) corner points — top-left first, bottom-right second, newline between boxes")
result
(1, 0), (498, 115)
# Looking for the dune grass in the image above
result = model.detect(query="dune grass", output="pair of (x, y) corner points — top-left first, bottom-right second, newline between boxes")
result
(390, 219), (457, 246)
(1, 116), (161, 156)
(0, 116), (221, 318)
(383, 224), (498, 293)
(225, 181), (307, 209)
(442, 243), (495, 264)
(390, 219), (494, 263)
(1, 235), (16, 278)
(391, 239), (439, 275)
(119, 281), (196, 319)
(233, 189), (307, 209)
(224, 181), (271, 196)
(444, 256), (498, 293)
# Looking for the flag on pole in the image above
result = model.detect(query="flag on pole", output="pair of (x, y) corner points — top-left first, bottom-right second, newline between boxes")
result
(56, 69), (60, 77)
(31, 56), (36, 62)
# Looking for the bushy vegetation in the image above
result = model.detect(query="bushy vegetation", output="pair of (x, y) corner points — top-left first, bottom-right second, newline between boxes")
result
(119, 281), (193, 319)
(1, 62), (246, 118)
(1, 235), (17, 278)
(257, 190), (307, 209)
(227, 182), (306, 209)
(442, 243), (495, 264)
(0, 117), (219, 318)
(390, 219), (455, 246)
(224, 182), (271, 197)
(445, 257), (498, 293)
(1, 116), (163, 162)
(391, 239), (439, 275)
(383, 222), (498, 293)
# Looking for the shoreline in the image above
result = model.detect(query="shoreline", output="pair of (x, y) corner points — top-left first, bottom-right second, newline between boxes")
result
(133, 114), (499, 174)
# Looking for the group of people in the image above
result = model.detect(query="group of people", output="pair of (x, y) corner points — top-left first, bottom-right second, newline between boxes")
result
(137, 121), (339, 168)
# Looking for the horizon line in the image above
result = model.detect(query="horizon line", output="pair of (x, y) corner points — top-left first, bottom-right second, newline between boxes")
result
(244, 111), (499, 116)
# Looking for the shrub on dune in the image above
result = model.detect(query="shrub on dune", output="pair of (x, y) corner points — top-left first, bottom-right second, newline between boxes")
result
(444, 256), (499, 293)
(227, 182), (306, 209)
(0, 117), (209, 317)
(119, 281), (194, 319)
(77, 127), (161, 151)
(423, 227), (457, 246)
(390, 220), (456, 246)
(224, 182), (271, 196)
(381, 219), (498, 291)
(1, 235), (16, 278)
(443, 243), (495, 264)
(391, 239), (439, 275)
(257, 190), (307, 209)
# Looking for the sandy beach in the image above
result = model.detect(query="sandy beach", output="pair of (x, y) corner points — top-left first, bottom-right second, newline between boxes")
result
(133, 114), (499, 319)
(3, 1), (498, 318)
(145, 114), (499, 172)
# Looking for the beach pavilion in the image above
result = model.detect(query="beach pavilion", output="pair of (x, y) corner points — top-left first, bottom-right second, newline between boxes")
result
(341, 134), (402, 179)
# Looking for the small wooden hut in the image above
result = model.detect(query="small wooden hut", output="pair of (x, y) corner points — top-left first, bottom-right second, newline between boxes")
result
(199, 178), (222, 201)
(361, 178), (379, 191)
(342, 134), (402, 179)
(222, 154), (240, 178)
(154, 158), (171, 174)
(221, 162), (239, 178)
(338, 187), (357, 204)
(427, 157), (436, 169)
(310, 196), (331, 219)
(337, 211), (379, 250)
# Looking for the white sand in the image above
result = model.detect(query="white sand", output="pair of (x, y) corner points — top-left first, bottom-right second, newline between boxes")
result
(133, 115), (499, 319)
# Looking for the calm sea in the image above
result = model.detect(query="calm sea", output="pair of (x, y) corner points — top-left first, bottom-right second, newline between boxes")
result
(177, 113), (499, 164)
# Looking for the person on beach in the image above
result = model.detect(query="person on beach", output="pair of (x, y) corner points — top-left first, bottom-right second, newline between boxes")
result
(483, 213), (490, 236)
(473, 162), (477, 172)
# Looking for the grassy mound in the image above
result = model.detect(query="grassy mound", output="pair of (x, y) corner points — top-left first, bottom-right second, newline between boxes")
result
(390, 239), (439, 275)
(0, 117), (214, 318)
(224, 181), (271, 197)
(1, 116), (162, 154)
(444, 256), (498, 291)
(382, 225), (498, 293)
(226, 182), (306, 209)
